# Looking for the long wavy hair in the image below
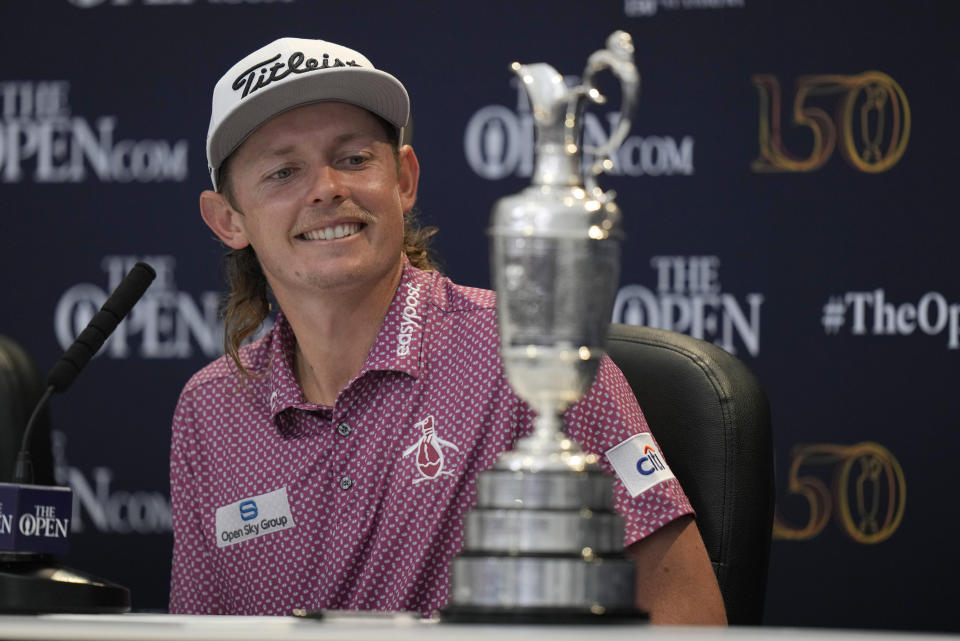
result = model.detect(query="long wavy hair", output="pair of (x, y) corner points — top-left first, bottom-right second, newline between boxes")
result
(215, 116), (439, 377)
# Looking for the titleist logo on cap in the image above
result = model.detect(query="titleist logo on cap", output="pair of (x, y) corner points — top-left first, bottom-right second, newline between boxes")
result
(232, 51), (362, 99)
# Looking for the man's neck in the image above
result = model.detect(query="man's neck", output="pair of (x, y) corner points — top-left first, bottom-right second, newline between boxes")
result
(276, 262), (404, 407)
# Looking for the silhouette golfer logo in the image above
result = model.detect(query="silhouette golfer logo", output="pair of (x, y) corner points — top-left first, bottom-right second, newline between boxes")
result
(403, 415), (459, 484)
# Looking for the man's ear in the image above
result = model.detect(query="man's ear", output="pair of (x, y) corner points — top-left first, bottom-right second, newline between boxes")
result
(397, 145), (420, 214)
(199, 190), (249, 249)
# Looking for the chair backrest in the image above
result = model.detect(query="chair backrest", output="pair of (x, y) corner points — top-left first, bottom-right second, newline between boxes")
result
(0, 335), (54, 485)
(605, 323), (774, 625)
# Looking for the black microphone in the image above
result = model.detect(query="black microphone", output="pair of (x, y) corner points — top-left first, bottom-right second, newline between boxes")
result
(0, 264), (150, 613)
(46, 261), (156, 393)
(12, 261), (156, 485)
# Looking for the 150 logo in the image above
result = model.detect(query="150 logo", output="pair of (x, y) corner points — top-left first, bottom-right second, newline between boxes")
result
(752, 72), (910, 173)
(774, 441), (905, 544)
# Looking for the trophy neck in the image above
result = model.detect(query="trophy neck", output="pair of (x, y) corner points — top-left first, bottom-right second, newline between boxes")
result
(532, 142), (583, 188)
(514, 62), (587, 188)
(494, 412), (598, 473)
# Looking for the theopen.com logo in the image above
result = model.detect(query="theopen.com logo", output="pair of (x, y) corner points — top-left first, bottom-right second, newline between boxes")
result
(52, 431), (172, 535)
(0, 80), (187, 183)
(464, 76), (694, 180)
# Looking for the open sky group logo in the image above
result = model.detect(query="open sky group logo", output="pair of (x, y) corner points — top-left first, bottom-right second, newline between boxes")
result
(215, 488), (295, 548)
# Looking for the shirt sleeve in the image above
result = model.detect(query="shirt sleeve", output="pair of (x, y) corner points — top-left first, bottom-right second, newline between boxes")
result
(563, 355), (694, 547)
(169, 388), (224, 614)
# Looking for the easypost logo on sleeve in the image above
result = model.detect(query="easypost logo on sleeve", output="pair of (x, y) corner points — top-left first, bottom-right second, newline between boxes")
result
(215, 487), (295, 548)
(605, 433), (677, 497)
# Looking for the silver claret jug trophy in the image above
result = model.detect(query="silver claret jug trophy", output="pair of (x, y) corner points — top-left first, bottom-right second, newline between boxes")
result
(445, 32), (643, 623)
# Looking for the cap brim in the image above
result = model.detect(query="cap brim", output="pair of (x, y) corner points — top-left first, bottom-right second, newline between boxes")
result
(207, 67), (409, 179)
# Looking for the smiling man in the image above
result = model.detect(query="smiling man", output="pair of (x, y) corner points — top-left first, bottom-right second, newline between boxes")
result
(169, 37), (725, 623)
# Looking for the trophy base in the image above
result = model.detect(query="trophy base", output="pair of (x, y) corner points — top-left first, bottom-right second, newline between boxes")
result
(449, 552), (635, 612)
(477, 469), (613, 510)
(464, 508), (623, 553)
(440, 604), (647, 624)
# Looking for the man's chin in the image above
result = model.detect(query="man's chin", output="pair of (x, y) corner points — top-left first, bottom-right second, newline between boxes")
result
(289, 257), (404, 299)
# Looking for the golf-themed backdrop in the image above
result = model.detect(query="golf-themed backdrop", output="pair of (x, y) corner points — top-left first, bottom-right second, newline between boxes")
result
(0, 0), (955, 632)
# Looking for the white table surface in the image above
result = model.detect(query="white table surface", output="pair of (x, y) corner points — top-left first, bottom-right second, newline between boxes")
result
(0, 613), (956, 641)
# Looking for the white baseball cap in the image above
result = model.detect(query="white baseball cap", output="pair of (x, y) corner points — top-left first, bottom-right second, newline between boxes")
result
(206, 37), (410, 190)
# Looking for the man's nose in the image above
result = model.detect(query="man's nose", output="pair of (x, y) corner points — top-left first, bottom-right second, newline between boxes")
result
(308, 165), (348, 204)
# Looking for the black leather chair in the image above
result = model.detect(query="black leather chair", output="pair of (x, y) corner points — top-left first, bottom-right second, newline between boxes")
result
(0, 335), (54, 485)
(606, 323), (774, 625)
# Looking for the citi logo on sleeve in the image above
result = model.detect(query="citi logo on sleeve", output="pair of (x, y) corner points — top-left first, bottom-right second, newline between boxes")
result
(215, 487), (295, 548)
(605, 433), (676, 497)
(636, 445), (666, 475)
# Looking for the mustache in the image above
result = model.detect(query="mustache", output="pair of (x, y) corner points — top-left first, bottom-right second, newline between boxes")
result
(290, 204), (376, 236)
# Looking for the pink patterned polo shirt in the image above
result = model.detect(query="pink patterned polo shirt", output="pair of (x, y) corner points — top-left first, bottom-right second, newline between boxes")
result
(169, 263), (693, 615)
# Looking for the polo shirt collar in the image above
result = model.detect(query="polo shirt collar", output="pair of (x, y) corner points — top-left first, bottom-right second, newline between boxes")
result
(360, 260), (431, 379)
(266, 312), (306, 418)
(266, 261), (432, 419)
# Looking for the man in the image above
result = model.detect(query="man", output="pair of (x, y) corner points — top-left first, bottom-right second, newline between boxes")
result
(170, 37), (725, 624)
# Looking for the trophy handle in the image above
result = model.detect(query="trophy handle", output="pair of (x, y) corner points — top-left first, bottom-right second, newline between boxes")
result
(579, 31), (640, 195)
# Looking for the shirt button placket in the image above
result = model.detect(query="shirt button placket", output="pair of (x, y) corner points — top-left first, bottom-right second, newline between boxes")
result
(335, 418), (355, 492)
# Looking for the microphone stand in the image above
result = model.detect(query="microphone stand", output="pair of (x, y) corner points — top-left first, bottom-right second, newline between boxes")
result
(0, 555), (131, 614)
(1, 383), (131, 614)
(0, 263), (157, 614)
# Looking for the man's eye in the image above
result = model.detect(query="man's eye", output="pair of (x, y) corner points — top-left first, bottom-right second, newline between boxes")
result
(345, 155), (367, 166)
(270, 167), (294, 180)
